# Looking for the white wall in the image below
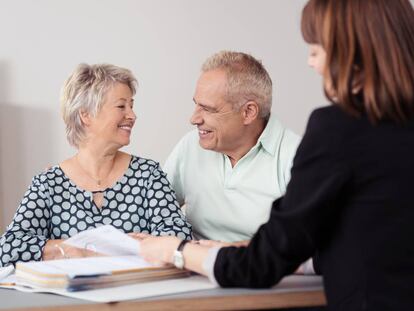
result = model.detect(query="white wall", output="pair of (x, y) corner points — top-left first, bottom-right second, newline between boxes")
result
(0, 0), (327, 230)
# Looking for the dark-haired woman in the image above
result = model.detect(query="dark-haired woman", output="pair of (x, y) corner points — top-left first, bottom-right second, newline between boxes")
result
(139, 0), (414, 309)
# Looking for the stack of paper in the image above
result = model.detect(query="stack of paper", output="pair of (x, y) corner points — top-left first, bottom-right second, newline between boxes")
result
(16, 255), (189, 292)
(14, 225), (189, 291)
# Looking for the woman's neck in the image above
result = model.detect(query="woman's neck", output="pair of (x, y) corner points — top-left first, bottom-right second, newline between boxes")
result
(75, 147), (119, 186)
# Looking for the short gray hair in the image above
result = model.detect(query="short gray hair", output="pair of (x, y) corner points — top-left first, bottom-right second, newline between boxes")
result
(202, 51), (272, 119)
(61, 63), (138, 148)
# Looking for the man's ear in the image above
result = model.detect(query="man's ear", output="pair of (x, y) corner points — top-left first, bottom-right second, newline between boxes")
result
(79, 110), (91, 126)
(242, 101), (260, 125)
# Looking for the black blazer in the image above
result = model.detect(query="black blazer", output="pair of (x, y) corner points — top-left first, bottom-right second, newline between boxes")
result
(214, 105), (414, 311)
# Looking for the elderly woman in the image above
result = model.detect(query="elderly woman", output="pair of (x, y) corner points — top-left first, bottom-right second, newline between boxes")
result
(0, 64), (191, 267)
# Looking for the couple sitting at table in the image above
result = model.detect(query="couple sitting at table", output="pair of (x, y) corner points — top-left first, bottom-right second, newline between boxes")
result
(0, 50), (300, 268)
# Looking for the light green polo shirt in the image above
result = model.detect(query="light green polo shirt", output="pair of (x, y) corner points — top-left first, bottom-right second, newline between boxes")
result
(164, 115), (301, 242)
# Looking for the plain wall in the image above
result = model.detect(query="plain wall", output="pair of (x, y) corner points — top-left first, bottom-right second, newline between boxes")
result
(0, 0), (327, 231)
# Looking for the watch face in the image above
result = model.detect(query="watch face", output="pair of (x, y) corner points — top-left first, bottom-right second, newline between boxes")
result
(173, 251), (184, 269)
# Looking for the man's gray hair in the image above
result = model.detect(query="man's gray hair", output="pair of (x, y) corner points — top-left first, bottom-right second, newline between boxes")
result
(60, 63), (138, 148)
(202, 51), (272, 119)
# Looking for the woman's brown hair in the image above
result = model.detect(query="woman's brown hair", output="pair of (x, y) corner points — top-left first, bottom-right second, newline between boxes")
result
(301, 0), (414, 122)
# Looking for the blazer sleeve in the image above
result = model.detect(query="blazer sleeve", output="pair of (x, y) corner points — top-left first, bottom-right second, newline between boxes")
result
(214, 108), (351, 288)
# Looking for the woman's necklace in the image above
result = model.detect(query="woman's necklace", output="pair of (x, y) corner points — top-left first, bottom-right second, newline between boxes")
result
(75, 154), (116, 189)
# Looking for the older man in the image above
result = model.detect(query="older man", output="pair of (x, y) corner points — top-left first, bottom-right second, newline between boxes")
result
(164, 51), (301, 244)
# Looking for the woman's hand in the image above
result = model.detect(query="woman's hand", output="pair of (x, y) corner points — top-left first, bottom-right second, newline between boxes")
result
(139, 236), (181, 266)
(42, 239), (101, 260)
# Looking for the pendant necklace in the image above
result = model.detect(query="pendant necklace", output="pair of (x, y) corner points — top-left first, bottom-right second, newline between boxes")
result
(75, 154), (116, 191)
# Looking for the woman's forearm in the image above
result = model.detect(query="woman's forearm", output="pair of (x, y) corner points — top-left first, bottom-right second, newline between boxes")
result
(182, 243), (211, 276)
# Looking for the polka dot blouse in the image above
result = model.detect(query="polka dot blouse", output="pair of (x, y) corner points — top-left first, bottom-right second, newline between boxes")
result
(0, 155), (192, 267)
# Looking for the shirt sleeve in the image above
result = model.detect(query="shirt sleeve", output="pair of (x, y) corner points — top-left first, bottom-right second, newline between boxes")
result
(213, 109), (351, 288)
(163, 136), (185, 206)
(202, 247), (221, 286)
(0, 175), (50, 267)
(146, 163), (192, 240)
(296, 258), (316, 275)
(281, 131), (301, 191)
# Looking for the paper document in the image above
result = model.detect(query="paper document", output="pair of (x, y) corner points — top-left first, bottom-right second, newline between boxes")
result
(0, 266), (16, 287)
(15, 255), (189, 291)
(63, 225), (139, 256)
(0, 265), (14, 280)
(0, 275), (323, 303)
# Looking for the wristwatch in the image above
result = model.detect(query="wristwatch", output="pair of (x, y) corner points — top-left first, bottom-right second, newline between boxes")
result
(173, 239), (189, 269)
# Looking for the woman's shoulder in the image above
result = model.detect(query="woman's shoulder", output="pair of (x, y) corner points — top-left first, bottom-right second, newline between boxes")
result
(309, 105), (351, 123)
(30, 165), (66, 189)
(33, 165), (63, 180)
(301, 105), (363, 155)
(129, 154), (160, 171)
(307, 105), (361, 134)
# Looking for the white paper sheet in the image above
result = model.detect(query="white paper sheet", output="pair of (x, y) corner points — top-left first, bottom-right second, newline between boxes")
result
(63, 225), (139, 256)
(0, 274), (217, 302)
(0, 265), (14, 281)
(0, 275), (324, 303)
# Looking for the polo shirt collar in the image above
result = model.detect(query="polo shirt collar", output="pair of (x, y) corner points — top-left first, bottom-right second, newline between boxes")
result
(256, 114), (284, 156)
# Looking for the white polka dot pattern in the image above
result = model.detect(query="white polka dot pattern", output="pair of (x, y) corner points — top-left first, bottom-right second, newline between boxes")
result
(0, 155), (192, 267)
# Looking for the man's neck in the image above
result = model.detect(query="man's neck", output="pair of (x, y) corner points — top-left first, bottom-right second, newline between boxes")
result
(226, 118), (267, 167)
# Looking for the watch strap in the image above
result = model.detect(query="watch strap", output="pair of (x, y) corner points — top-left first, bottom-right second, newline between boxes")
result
(177, 239), (189, 252)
